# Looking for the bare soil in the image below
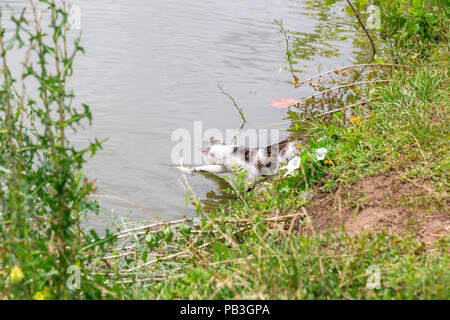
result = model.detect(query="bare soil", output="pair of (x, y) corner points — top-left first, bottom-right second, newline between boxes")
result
(304, 173), (450, 244)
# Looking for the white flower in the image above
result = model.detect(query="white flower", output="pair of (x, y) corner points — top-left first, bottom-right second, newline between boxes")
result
(315, 148), (328, 161)
(280, 156), (301, 177)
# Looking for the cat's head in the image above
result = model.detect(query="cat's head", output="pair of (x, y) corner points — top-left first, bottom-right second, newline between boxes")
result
(201, 137), (236, 165)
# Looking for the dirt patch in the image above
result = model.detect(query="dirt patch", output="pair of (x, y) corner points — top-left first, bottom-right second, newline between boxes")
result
(304, 173), (450, 244)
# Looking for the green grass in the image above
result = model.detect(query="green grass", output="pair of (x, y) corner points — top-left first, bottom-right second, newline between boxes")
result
(308, 45), (449, 195)
(134, 232), (449, 300)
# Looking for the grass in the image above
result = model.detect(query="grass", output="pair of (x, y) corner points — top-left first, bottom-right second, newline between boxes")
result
(310, 46), (449, 194)
(137, 233), (448, 299)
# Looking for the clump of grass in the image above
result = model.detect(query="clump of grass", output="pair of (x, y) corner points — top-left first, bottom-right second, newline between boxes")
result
(136, 231), (449, 299)
(305, 43), (449, 197)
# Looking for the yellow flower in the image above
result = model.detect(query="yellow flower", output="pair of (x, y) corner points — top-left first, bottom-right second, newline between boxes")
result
(350, 117), (362, 124)
(33, 292), (45, 300)
(33, 287), (51, 300)
(9, 265), (24, 284)
(324, 159), (333, 165)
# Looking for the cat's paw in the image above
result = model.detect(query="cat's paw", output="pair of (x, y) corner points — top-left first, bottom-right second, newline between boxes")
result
(177, 166), (196, 175)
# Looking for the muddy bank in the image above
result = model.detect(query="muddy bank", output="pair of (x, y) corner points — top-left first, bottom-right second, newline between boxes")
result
(303, 172), (449, 244)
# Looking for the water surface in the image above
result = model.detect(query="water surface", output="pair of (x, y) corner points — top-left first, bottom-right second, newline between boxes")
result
(3, 0), (358, 226)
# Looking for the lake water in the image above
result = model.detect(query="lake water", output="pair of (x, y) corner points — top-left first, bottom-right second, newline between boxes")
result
(3, 0), (359, 227)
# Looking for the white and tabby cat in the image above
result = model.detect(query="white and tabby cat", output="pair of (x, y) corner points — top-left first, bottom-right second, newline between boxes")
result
(178, 136), (308, 181)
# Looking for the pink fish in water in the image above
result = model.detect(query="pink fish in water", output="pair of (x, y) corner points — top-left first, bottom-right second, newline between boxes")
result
(269, 98), (300, 109)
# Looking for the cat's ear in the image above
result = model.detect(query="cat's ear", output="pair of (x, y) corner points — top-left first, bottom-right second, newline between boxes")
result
(209, 136), (216, 144)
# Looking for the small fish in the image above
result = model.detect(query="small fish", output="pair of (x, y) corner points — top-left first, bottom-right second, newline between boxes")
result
(269, 98), (300, 109)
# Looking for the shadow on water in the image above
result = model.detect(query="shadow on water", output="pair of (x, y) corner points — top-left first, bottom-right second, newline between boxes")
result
(197, 173), (236, 214)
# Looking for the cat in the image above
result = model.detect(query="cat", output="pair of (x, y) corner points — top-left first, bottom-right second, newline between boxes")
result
(178, 136), (309, 182)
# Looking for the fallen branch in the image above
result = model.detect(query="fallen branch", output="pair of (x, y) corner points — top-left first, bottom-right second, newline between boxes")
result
(116, 217), (200, 237)
(292, 80), (390, 108)
(108, 213), (301, 257)
(218, 83), (246, 124)
(126, 242), (211, 272)
(297, 98), (380, 122)
(346, 0), (376, 62)
(297, 63), (410, 87)
(273, 19), (299, 86)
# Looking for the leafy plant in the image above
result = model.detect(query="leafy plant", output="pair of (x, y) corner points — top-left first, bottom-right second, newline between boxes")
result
(0, 0), (113, 299)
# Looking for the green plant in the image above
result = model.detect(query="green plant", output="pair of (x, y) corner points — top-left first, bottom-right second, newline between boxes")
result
(354, 0), (449, 60)
(0, 0), (113, 299)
